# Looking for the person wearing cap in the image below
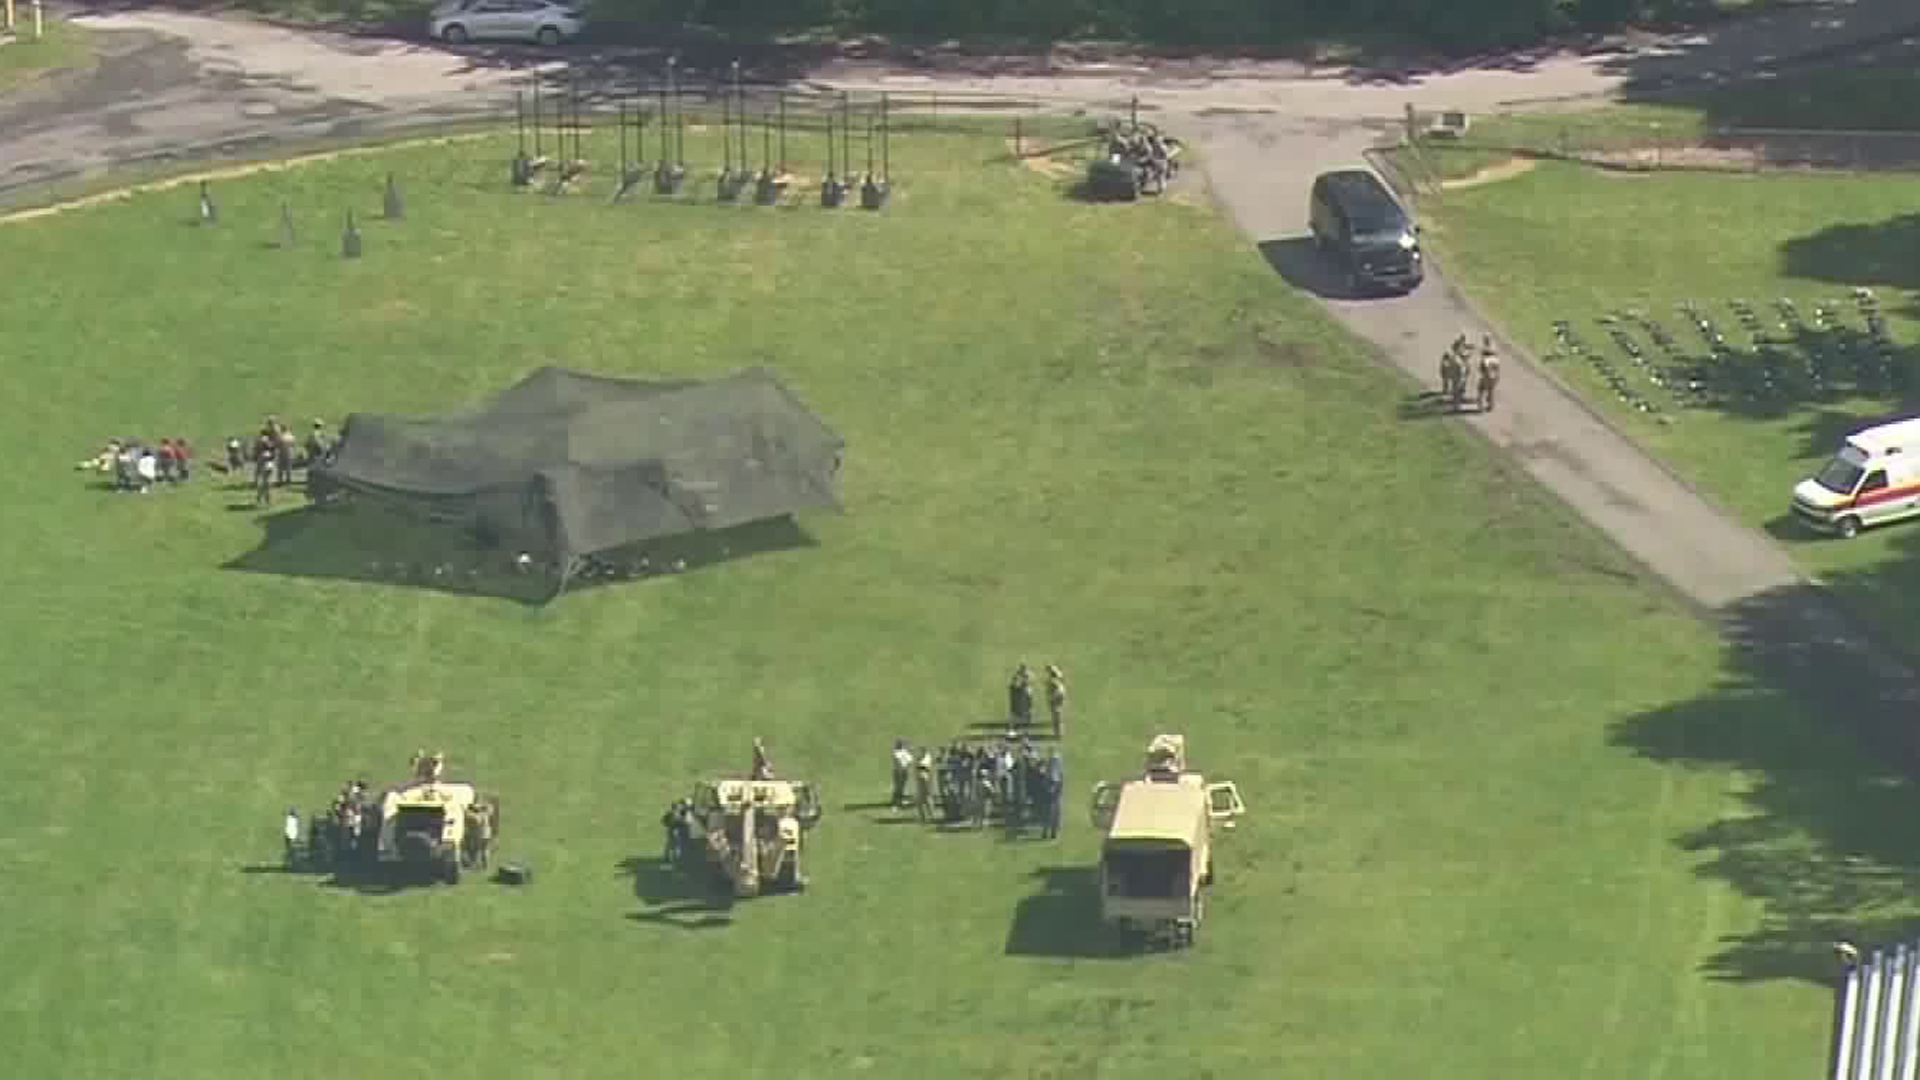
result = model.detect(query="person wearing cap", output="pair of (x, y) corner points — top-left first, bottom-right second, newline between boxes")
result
(751, 738), (774, 781)
(283, 807), (302, 866)
(276, 425), (297, 485)
(890, 739), (914, 808)
(1476, 334), (1501, 413)
(1045, 665), (1068, 739)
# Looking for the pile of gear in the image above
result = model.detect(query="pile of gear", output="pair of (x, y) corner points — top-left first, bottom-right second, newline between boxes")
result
(1087, 120), (1183, 201)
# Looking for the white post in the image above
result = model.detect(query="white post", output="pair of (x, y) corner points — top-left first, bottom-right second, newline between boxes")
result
(1899, 942), (1920, 1080)
(1840, 959), (1866, 1080)
(31, 0), (41, 40)
(1864, 953), (1889, 1080)
(4, 0), (13, 33)
(1882, 947), (1908, 1080)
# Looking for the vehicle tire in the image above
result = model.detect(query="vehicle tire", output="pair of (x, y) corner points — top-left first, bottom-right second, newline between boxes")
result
(1839, 515), (1863, 539)
(440, 23), (469, 44)
(535, 26), (561, 47)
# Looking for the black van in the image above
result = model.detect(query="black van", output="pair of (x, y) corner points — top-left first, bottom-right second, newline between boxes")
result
(1308, 169), (1424, 295)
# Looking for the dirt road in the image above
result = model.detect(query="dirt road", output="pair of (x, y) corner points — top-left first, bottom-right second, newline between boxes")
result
(6, 1), (1920, 702)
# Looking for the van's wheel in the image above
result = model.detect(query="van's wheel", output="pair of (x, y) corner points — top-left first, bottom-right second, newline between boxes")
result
(1839, 515), (1862, 539)
(535, 26), (561, 46)
(440, 23), (469, 43)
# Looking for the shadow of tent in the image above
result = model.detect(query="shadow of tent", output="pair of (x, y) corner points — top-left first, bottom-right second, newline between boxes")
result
(1004, 866), (1129, 959)
(221, 503), (818, 604)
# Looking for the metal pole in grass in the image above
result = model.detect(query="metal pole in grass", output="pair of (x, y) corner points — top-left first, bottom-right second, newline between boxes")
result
(840, 92), (851, 186)
(512, 90), (532, 185)
(778, 91), (787, 174)
(736, 61), (748, 177)
(882, 92), (890, 184)
(341, 209), (362, 259)
(722, 64), (734, 177)
(532, 77), (544, 161)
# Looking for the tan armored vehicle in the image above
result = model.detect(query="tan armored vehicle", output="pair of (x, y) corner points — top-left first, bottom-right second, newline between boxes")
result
(1088, 734), (1244, 948)
(688, 778), (822, 897)
(375, 755), (500, 884)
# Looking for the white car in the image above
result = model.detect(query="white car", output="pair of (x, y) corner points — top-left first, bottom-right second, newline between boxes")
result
(429, 0), (585, 46)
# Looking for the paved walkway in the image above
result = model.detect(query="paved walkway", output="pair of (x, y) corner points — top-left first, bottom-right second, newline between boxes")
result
(6, 2), (1920, 705)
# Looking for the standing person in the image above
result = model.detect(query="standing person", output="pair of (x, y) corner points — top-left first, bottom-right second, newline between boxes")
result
(1042, 750), (1064, 840)
(156, 439), (178, 483)
(252, 435), (275, 507)
(751, 738), (774, 781)
(890, 739), (914, 808)
(1009, 664), (1034, 726)
(1439, 348), (1462, 407)
(226, 437), (246, 476)
(305, 420), (330, 471)
(1476, 335), (1502, 413)
(914, 748), (935, 824)
(172, 437), (192, 481)
(276, 425), (297, 485)
(1045, 665), (1068, 740)
(283, 807), (302, 867)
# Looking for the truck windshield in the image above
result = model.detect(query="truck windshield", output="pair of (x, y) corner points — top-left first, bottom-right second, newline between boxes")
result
(1814, 455), (1867, 496)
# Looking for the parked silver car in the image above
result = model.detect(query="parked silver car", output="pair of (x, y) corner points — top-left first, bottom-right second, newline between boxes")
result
(429, 0), (585, 46)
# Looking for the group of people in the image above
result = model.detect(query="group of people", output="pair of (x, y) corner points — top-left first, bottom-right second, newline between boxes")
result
(1103, 123), (1181, 194)
(1007, 662), (1068, 739)
(231, 415), (337, 507)
(1439, 334), (1502, 413)
(77, 438), (196, 493)
(904, 735), (1066, 838)
(297, 778), (378, 869)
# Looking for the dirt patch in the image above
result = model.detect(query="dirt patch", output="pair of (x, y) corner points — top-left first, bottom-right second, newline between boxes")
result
(1439, 156), (1540, 190)
(0, 133), (495, 227)
(1008, 138), (1081, 179)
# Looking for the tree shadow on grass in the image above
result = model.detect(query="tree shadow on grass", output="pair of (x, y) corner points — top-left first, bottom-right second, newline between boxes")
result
(620, 855), (736, 929)
(222, 502), (816, 604)
(1609, 581), (1920, 987)
(1004, 866), (1129, 959)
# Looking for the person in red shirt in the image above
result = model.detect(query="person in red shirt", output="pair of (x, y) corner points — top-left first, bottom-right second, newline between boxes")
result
(172, 437), (192, 481)
(156, 439), (178, 483)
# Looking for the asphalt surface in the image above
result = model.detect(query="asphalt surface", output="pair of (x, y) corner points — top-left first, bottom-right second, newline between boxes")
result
(6, 2), (1920, 717)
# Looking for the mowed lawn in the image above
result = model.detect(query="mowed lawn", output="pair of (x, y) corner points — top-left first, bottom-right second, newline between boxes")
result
(0, 130), (1859, 1079)
(1417, 159), (1920, 639)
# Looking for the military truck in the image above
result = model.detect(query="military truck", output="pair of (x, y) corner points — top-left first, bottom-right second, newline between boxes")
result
(376, 777), (497, 884)
(687, 778), (823, 898)
(1088, 734), (1244, 948)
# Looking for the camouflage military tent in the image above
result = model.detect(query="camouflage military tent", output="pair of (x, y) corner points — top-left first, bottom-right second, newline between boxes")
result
(313, 366), (844, 594)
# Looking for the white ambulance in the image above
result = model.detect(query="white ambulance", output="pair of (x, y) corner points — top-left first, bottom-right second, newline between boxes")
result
(1791, 418), (1920, 538)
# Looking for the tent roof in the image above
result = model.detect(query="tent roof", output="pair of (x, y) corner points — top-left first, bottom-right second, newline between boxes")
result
(317, 366), (844, 559)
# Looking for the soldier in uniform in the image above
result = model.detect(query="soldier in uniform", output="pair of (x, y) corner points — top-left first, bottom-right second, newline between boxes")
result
(283, 807), (302, 867)
(1045, 665), (1068, 739)
(304, 420), (330, 471)
(751, 738), (774, 781)
(1476, 335), (1502, 413)
(1009, 663), (1034, 726)
(1439, 347), (1462, 406)
(428, 752), (446, 783)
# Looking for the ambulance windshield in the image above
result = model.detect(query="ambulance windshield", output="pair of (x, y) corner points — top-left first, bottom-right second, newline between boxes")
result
(1814, 446), (1869, 496)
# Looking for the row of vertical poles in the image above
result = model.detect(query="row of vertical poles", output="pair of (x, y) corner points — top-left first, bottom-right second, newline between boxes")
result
(1833, 944), (1920, 1080)
(511, 67), (890, 210)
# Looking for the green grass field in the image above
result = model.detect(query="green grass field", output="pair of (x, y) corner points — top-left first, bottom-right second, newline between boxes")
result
(0, 17), (90, 93)
(1413, 158), (1920, 642)
(0, 127), (1892, 1079)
